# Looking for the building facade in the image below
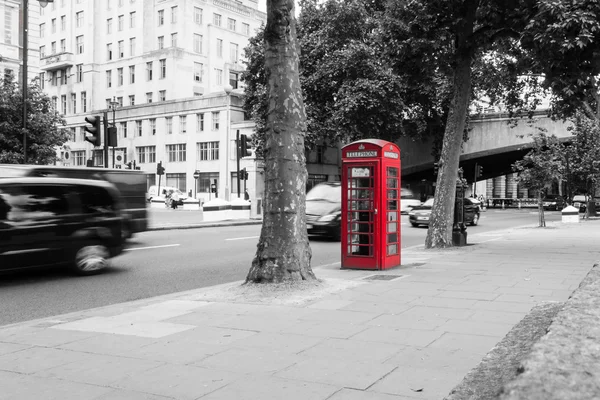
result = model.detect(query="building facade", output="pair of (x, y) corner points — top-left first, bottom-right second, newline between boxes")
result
(0, 0), (41, 83)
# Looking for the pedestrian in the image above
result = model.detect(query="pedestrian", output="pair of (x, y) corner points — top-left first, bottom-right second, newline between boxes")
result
(244, 189), (250, 201)
(171, 190), (179, 209)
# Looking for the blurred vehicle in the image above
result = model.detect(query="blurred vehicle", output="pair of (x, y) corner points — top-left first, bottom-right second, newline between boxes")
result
(306, 182), (341, 240)
(146, 185), (188, 205)
(469, 197), (483, 212)
(409, 198), (480, 227)
(542, 194), (565, 211)
(0, 165), (147, 238)
(400, 188), (421, 214)
(572, 195), (588, 212)
(0, 178), (125, 275)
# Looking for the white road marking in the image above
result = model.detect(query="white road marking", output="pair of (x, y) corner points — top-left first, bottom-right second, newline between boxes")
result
(125, 244), (181, 251)
(226, 236), (260, 241)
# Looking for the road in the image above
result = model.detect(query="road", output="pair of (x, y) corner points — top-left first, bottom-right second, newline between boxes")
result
(0, 209), (561, 326)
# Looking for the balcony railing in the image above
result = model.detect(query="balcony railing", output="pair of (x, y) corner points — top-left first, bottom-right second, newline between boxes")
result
(40, 52), (74, 71)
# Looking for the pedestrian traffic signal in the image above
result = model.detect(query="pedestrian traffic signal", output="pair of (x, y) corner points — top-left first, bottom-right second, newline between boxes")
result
(433, 162), (439, 176)
(84, 115), (102, 146)
(239, 134), (252, 158)
(156, 161), (165, 175)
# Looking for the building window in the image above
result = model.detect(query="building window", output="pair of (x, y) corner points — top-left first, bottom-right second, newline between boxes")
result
(40, 23), (45, 38)
(146, 62), (153, 81)
(196, 113), (204, 132)
(159, 90), (166, 101)
(166, 173), (186, 192)
(81, 91), (87, 112)
(117, 67), (123, 86)
(61, 15), (66, 31)
(149, 119), (156, 135)
(215, 69), (223, 85)
(136, 146), (156, 164)
(76, 36), (84, 54)
(73, 150), (86, 166)
(117, 96), (123, 107)
(229, 72), (239, 89)
(165, 117), (173, 134)
(61, 69), (68, 85)
(171, 33), (178, 47)
(129, 12), (136, 28)
(76, 12), (84, 28)
(51, 18), (56, 33)
(211, 112), (220, 130)
(107, 18), (112, 34)
(166, 144), (186, 163)
(213, 13), (221, 26)
(130, 95), (135, 106)
(196, 141), (219, 161)
(129, 66), (135, 84)
(75, 64), (83, 82)
(193, 34), (202, 53)
(106, 70), (112, 87)
(216, 39), (223, 57)
(107, 43), (113, 60)
(228, 18), (236, 31)
(158, 36), (164, 49)
(136, 120), (142, 136)
(61, 95), (67, 115)
(60, 39), (66, 53)
(120, 121), (128, 138)
(118, 15), (124, 31)
(129, 37), (136, 56)
(193, 62), (203, 82)
(51, 42), (56, 54)
(69, 127), (76, 142)
(146, 92), (153, 103)
(179, 115), (187, 134)
(242, 23), (250, 35)
(158, 10), (164, 26)
(159, 59), (166, 79)
(118, 41), (124, 57)
(171, 6), (178, 23)
(230, 43), (239, 62)
(194, 7), (203, 24)
(71, 93), (76, 114)
(39, 72), (45, 89)
(40, 46), (45, 58)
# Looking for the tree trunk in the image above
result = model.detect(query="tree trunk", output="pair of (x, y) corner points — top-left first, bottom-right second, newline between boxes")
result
(425, 55), (472, 248)
(537, 191), (545, 227)
(245, 0), (315, 283)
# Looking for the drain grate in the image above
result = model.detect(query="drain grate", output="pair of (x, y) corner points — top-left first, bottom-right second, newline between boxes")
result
(363, 274), (404, 281)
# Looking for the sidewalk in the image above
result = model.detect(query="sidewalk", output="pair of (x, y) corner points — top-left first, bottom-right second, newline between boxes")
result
(0, 220), (598, 400)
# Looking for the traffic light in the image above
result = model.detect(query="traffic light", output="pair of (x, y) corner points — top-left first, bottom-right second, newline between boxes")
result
(107, 126), (118, 147)
(84, 115), (102, 146)
(433, 162), (439, 176)
(478, 164), (483, 178)
(239, 134), (252, 158)
(156, 161), (165, 176)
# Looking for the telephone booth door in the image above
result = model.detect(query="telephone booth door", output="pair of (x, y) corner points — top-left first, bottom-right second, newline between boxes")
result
(382, 165), (401, 268)
(342, 163), (379, 269)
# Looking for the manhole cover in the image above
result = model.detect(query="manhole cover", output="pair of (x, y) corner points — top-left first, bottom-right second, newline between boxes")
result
(363, 274), (404, 281)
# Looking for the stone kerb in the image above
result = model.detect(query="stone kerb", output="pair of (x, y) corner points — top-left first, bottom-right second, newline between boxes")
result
(182, 198), (201, 211)
(202, 198), (232, 221)
(230, 198), (251, 219)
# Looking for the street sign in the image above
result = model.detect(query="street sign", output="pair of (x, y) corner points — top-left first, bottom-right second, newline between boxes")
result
(115, 149), (124, 168)
(193, 170), (200, 179)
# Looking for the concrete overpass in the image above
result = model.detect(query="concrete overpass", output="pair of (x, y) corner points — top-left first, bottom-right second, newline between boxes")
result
(399, 110), (573, 186)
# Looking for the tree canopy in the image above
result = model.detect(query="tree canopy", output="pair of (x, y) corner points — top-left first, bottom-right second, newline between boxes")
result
(0, 77), (67, 164)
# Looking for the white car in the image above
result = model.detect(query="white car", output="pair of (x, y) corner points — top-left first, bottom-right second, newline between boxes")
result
(146, 185), (188, 203)
(400, 188), (422, 214)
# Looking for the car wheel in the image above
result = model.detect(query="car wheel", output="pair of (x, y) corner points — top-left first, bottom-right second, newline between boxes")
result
(470, 213), (480, 226)
(410, 222), (419, 227)
(73, 244), (109, 275)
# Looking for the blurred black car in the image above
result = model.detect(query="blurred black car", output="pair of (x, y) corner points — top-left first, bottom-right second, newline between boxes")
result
(0, 178), (125, 275)
(542, 194), (565, 211)
(409, 198), (480, 227)
(306, 182), (341, 240)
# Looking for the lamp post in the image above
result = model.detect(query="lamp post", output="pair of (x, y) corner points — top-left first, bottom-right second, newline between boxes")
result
(109, 96), (119, 168)
(22, 0), (53, 164)
(223, 84), (233, 201)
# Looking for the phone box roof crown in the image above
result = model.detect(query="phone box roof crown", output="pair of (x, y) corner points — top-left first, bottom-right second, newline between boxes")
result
(342, 139), (400, 160)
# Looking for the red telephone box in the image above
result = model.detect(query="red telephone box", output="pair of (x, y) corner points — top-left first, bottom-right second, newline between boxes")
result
(341, 139), (401, 270)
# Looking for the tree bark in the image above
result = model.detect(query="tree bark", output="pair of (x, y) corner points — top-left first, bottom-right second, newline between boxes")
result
(246, 0), (315, 283)
(537, 191), (545, 227)
(425, 55), (473, 248)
